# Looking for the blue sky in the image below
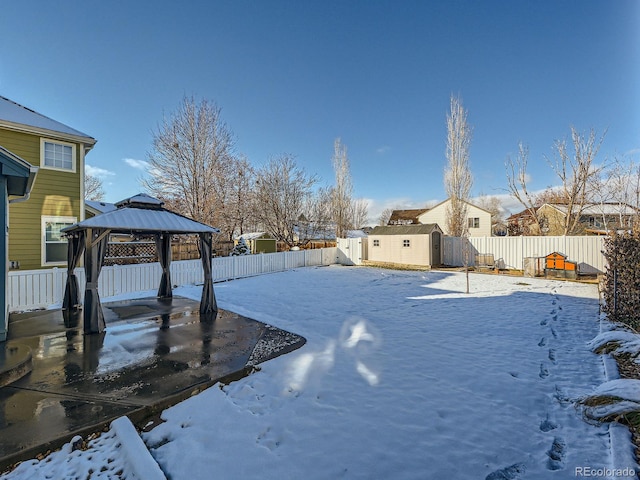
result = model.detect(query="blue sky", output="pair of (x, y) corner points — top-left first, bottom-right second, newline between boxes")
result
(1, 1), (638, 223)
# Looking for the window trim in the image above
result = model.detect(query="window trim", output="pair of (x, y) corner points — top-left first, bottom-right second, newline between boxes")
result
(40, 138), (77, 173)
(468, 217), (480, 229)
(41, 215), (77, 266)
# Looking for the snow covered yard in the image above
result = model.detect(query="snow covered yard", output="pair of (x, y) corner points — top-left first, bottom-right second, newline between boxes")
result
(3, 266), (638, 479)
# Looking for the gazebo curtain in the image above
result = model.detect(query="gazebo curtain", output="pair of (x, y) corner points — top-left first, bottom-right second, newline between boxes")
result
(62, 231), (85, 310)
(199, 232), (218, 316)
(84, 228), (110, 334)
(156, 234), (172, 298)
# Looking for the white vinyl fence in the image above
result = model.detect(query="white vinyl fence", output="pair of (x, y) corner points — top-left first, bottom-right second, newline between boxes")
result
(442, 236), (606, 274)
(7, 247), (338, 312)
(336, 237), (366, 265)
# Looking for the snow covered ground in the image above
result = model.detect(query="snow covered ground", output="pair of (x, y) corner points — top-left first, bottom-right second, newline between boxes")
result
(3, 266), (639, 479)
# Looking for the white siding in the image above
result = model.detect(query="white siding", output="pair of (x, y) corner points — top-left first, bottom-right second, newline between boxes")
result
(418, 200), (492, 237)
(368, 234), (431, 266)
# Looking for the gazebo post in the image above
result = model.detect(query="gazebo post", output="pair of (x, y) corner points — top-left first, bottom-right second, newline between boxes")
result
(156, 233), (173, 299)
(199, 232), (218, 319)
(83, 227), (110, 334)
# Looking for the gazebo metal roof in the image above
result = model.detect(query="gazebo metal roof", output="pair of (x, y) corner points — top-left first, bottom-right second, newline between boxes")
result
(64, 193), (219, 235)
(61, 194), (218, 335)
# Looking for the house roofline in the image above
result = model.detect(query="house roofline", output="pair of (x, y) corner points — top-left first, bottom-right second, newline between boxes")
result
(0, 120), (97, 150)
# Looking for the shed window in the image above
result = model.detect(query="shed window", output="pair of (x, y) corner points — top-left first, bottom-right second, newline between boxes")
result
(403, 239), (411, 247)
(41, 139), (75, 172)
(42, 216), (76, 265)
(468, 217), (480, 228)
(373, 239), (380, 247)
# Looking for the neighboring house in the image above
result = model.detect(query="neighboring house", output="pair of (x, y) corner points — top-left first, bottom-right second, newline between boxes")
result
(387, 199), (492, 237)
(387, 209), (428, 226)
(236, 232), (277, 254)
(507, 203), (638, 236)
(507, 207), (540, 236)
(417, 199), (492, 237)
(368, 224), (443, 267)
(0, 96), (96, 270)
(86, 199), (117, 218)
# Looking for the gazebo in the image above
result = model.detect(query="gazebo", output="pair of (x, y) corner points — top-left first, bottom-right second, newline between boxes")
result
(61, 194), (219, 334)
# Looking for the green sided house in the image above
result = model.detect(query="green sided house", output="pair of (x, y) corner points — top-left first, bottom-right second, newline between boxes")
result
(0, 95), (96, 270)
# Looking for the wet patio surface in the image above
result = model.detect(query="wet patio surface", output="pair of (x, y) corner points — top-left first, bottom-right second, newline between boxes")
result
(0, 297), (305, 470)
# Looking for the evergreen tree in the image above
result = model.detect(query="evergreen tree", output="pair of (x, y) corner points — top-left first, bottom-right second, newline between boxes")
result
(231, 237), (251, 256)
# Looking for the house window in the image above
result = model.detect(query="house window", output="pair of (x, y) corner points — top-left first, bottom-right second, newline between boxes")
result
(41, 139), (75, 172)
(42, 216), (76, 265)
(403, 239), (411, 247)
(373, 239), (380, 247)
(468, 217), (480, 229)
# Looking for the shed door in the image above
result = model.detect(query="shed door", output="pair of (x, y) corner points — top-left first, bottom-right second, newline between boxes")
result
(431, 231), (442, 266)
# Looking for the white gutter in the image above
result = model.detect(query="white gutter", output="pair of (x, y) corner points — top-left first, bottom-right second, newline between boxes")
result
(8, 166), (39, 204)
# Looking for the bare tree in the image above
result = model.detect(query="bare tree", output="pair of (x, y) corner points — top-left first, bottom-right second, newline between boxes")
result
(444, 94), (473, 237)
(254, 155), (320, 248)
(332, 138), (353, 238)
(143, 96), (235, 229)
(215, 155), (257, 240)
(378, 208), (394, 226)
(475, 194), (505, 235)
(352, 198), (369, 229)
(444, 94), (473, 293)
(506, 142), (545, 235)
(548, 127), (606, 235)
(298, 186), (334, 245)
(85, 173), (104, 201)
(330, 138), (369, 236)
(591, 154), (640, 230)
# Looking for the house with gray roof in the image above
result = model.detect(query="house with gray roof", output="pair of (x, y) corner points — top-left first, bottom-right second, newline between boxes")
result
(0, 95), (96, 270)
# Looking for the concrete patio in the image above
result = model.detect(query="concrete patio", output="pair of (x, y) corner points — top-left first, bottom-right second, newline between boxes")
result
(0, 297), (305, 470)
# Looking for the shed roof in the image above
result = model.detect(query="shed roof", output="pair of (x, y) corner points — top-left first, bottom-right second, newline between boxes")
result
(63, 193), (218, 235)
(0, 96), (95, 144)
(369, 224), (440, 235)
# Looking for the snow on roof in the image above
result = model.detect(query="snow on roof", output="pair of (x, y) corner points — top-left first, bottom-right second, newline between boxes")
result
(64, 194), (218, 234)
(346, 229), (368, 238)
(238, 232), (273, 241)
(369, 224), (440, 235)
(0, 95), (95, 143)
(544, 203), (638, 216)
(85, 200), (117, 214)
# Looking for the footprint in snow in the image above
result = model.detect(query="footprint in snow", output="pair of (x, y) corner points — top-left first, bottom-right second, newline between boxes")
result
(550, 326), (558, 338)
(539, 363), (550, 378)
(485, 463), (526, 480)
(548, 349), (557, 364)
(538, 337), (547, 347)
(540, 317), (549, 326)
(546, 437), (566, 470)
(539, 416), (558, 432)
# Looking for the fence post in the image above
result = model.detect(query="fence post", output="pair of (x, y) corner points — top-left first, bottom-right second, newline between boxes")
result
(51, 267), (58, 305)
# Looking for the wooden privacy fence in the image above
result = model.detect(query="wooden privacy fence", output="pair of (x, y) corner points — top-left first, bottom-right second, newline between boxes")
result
(7, 247), (338, 312)
(442, 236), (606, 274)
